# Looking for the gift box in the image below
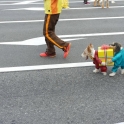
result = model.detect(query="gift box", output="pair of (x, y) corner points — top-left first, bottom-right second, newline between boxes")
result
(98, 47), (114, 66)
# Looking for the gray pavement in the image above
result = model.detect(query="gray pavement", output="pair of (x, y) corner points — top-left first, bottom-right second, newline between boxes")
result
(0, 0), (124, 124)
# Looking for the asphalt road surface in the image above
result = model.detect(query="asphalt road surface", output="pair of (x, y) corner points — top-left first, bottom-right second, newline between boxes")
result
(0, 0), (124, 124)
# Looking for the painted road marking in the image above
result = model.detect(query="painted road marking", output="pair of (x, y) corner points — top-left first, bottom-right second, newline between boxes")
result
(4, 7), (44, 10)
(3, 6), (124, 10)
(0, 37), (85, 46)
(5, 7), (44, 11)
(0, 3), (42, 5)
(0, 0), (123, 4)
(0, 62), (94, 73)
(13, 0), (41, 5)
(0, 0), (42, 5)
(0, 0), (123, 2)
(0, 1), (20, 2)
(1, 16), (124, 24)
(0, 32), (124, 46)
(115, 122), (124, 124)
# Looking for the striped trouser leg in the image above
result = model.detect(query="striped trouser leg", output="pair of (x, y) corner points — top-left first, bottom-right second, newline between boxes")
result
(43, 14), (68, 54)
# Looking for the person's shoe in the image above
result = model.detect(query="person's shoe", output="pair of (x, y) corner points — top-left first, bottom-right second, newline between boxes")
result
(93, 68), (99, 73)
(63, 43), (71, 58)
(109, 72), (116, 77)
(40, 52), (56, 58)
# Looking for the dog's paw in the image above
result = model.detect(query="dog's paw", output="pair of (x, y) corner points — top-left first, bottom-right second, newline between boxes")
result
(102, 72), (107, 75)
(93, 69), (99, 73)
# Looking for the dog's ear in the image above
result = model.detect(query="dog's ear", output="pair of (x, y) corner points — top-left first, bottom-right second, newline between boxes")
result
(87, 45), (91, 53)
(89, 43), (93, 48)
(114, 42), (121, 47)
(115, 46), (120, 53)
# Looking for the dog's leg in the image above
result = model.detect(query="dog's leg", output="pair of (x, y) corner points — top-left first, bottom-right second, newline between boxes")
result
(93, 68), (99, 73)
(101, 0), (104, 8)
(102, 72), (107, 75)
(94, 0), (97, 6)
(106, 0), (109, 8)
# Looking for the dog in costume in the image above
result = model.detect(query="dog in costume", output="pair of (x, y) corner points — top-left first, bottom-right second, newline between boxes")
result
(81, 43), (108, 75)
(108, 42), (124, 76)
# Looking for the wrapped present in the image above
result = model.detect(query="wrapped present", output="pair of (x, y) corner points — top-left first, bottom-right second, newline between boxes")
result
(98, 45), (114, 66)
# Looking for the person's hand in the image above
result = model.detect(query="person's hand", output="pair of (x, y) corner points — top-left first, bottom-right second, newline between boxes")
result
(101, 62), (106, 65)
(107, 59), (112, 64)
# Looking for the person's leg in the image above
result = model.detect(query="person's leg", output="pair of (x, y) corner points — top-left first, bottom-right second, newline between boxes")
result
(41, 14), (71, 58)
(45, 37), (56, 55)
(45, 14), (69, 49)
(40, 14), (56, 57)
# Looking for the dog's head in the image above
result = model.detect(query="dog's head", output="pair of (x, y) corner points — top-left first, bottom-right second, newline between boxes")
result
(109, 42), (121, 53)
(81, 43), (94, 60)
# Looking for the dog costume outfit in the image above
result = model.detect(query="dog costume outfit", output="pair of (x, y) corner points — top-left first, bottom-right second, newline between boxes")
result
(111, 47), (124, 73)
(93, 51), (107, 73)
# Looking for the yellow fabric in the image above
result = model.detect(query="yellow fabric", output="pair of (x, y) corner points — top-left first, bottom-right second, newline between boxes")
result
(98, 47), (114, 66)
(98, 48), (113, 57)
(44, 0), (62, 14)
(62, 0), (69, 8)
(99, 58), (114, 66)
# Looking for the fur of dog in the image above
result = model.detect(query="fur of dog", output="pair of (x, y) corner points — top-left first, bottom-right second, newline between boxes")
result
(109, 42), (121, 53)
(81, 43), (107, 75)
(94, 0), (109, 8)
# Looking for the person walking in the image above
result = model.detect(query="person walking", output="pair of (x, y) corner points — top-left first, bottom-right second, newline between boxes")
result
(62, 0), (70, 9)
(40, 0), (71, 58)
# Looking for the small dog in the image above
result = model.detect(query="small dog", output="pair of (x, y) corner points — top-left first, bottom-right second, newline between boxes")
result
(81, 43), (107, 75)
(94, 0), (109, 8)
(108, 42), (124, 76)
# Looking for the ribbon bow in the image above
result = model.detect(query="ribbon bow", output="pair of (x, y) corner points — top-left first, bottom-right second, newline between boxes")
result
(101, 44), (110, 50)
